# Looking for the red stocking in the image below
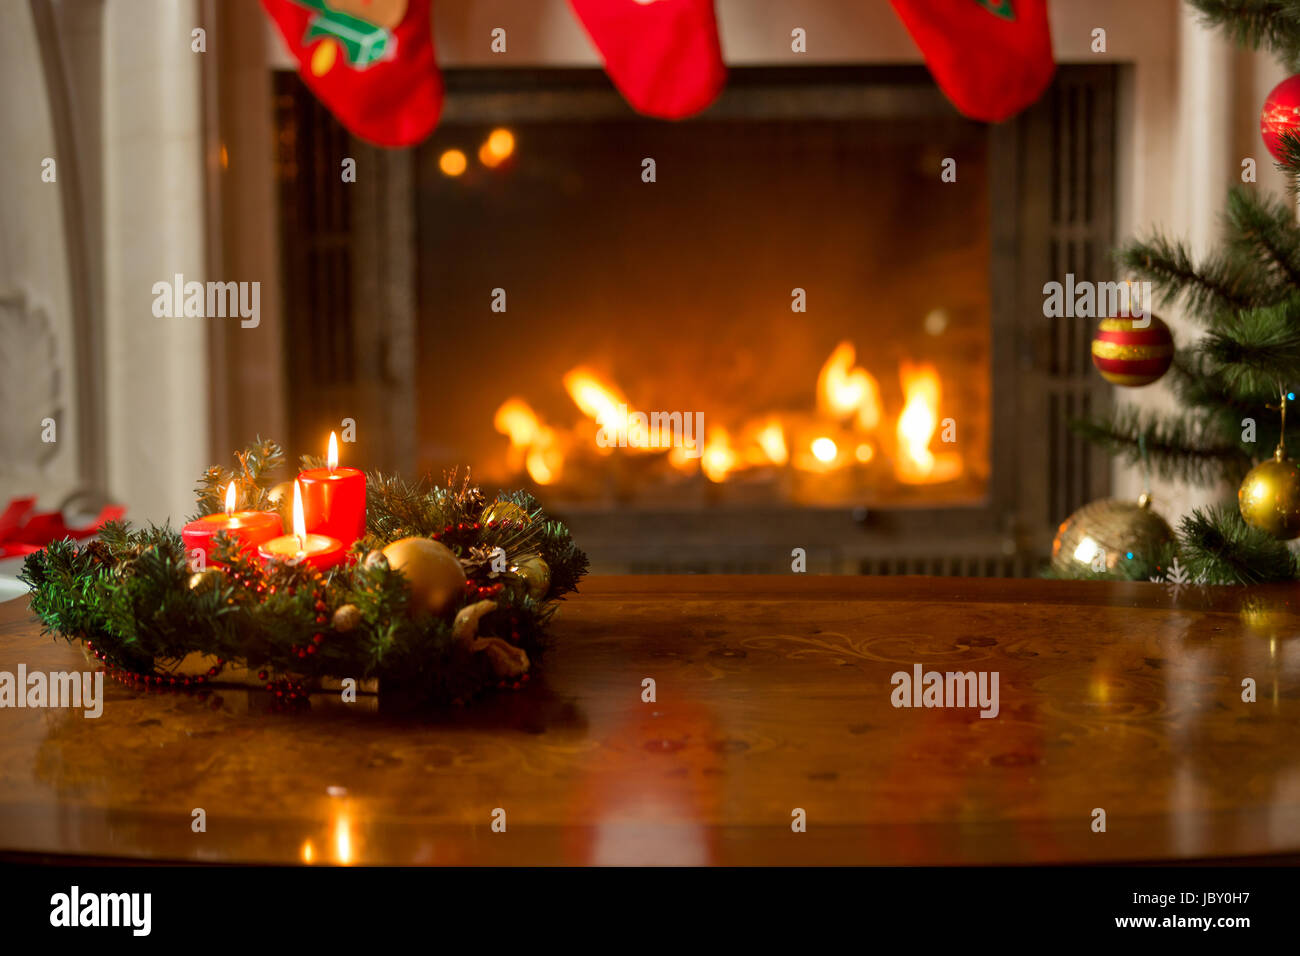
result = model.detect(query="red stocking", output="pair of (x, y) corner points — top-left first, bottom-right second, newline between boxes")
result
(261, 0), (442, 147)
(889, 0), (1054, 122)
(568, 0), (726, 119)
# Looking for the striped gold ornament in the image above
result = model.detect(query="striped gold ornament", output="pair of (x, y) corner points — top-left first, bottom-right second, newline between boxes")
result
(1090, 315), (1174, 387)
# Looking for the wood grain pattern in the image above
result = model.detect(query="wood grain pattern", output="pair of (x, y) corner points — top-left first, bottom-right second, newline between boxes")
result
(1, 576), (1298, 865)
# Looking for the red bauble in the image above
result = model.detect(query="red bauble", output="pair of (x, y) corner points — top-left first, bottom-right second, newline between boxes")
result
(1091, 315), (1174, 387)
(1261, 75), (1300, 160)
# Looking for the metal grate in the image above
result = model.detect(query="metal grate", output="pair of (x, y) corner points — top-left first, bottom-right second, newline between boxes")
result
(1043, 71), (1115, 528)
(274, 73), (357, 388)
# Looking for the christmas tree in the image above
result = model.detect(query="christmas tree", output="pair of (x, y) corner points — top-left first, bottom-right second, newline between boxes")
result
(1070, 0), (1300, 584)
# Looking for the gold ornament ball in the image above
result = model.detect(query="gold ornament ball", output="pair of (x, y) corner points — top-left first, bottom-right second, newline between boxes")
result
(188, 569), (224, 593)
(381, 537), (467, 617)
(483, 501), (531, 526)
(1051, 495), (1173, 574)
(513, 554), (551, 600)
(332, 603), (362, 632)
(1238, 450), (1300, 539)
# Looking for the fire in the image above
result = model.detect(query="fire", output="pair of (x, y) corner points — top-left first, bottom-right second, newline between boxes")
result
(491, 343), (964, 491)
(494, 398), (542, 449)
(224, 481), (237, 516)
(700, 427), (738, 483)
(564, 367), (629, 440)
(292, 479), (307, 547)
(493, 397), (562, 485)
(895, 362), (961, 484)
(525, 431), (563, 486)
(817, 341), (882, 429)
(752, 419), (789, 466)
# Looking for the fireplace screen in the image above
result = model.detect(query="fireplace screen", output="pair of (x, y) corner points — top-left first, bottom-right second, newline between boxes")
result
(415, 70), (990, 510)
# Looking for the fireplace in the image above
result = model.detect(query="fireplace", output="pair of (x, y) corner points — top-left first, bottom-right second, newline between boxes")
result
(276, 65), (1117, 574)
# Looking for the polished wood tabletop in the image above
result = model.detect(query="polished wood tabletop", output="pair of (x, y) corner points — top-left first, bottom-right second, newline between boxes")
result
(1, 575), (1298, 865)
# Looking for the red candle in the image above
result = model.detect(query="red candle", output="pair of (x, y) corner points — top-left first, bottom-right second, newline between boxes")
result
(181, 483), (282, 569)
(299, 432), (366, 546)
(258, 480), (346, 572)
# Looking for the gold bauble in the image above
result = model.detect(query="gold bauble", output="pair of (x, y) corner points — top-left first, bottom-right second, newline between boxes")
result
(483, 501), (531, 527)
(1238, 448), (1300, 539)
(332, 603), (362, 632)
(381, 537), (467, 617)
(188, 569), (224, 593)
(266, 480), (295, 529)
(512, 554), (551, 601)
(1051, 495), (1173, 574)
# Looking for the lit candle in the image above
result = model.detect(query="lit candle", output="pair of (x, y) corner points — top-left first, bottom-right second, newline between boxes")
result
(258, 480), (346, 571)
(299, 432), (367, 546)
(181, 483), (283, 568)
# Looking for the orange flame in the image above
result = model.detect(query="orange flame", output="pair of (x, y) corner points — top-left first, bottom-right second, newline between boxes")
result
(700, 427), (738, 484)
(328, 431), (340, 471)
(224, 482), (237, 517)
(525, 427), (563, 485)
(492, 397), (563, 485)
(292, 479), (307, 547)
(895, 362), (961, 484)
(494, 398), (541, 449)
(753, 419), (789, 466)
(563, 367), (630, 441)
(817, 341), (883, 429)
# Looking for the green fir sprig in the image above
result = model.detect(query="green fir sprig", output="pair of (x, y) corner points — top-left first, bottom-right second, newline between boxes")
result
(21, 441), (589, 709)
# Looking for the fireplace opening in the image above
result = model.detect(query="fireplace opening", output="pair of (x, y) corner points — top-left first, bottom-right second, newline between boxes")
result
(275, 66), (1117, 574)
(415, 68), (991, 511)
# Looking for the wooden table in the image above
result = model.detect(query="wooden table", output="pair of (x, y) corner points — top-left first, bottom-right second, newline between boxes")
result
(1, 576), (1298, 865)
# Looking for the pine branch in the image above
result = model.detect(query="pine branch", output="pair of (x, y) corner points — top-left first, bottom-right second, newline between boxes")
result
(1178, 505), (1299, 583)
(1273, 127), (1300, 193)
(1189, 0), (1300, 69)
(1116, 235), (1268, 321)
(1200, 299), (1300, 394)
(1225, 186), (1300, 288)
(1070, 407), (1252, 486)
(1167, 349), (1278, 411)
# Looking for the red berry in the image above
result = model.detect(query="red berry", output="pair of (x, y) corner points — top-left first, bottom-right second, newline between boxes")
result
(257, 670), (268, 681)
(306, 645), (317, 655)
(312, 634), (323, 645)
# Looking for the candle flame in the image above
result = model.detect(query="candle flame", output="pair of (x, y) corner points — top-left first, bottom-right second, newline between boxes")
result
(328, 432), (339, 472)
(292, 479), (306, 550)
(224, 482), (237, 517)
